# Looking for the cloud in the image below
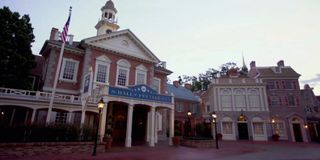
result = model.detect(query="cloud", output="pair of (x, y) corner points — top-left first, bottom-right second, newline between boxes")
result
(301, 74), (320, 84)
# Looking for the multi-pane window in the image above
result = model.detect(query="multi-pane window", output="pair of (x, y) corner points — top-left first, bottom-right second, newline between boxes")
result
(271, 97), (279, 106)
(175, 102), (183, 112)
(267, 81), (275, 90)
(222, 122), (233, 134)
(55, 112), (67, 124)
(153, 78), (160, 93)
(253, 122), (264, 135)
(288, 95), (295, 106)
(60, 59), (78, 81)
(285, 81), (294, 89)
(136, 72), (146, 85)
(96, 64), (108, 83)
(117, 68), (128, 86)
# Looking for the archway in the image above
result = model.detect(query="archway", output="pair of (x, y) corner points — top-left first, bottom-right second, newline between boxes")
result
(292, 118), (303, 142)
(108, 101), (128, 145)
(237, 113), (249, 140)
(132, 104), (149, 145)
(0, 105), (33, 126)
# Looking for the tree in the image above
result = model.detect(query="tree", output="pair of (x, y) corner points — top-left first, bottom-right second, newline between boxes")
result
(0, 7), (36, 89)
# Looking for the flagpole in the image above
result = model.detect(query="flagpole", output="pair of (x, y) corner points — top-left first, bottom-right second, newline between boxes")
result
(46, 7), (72, 124)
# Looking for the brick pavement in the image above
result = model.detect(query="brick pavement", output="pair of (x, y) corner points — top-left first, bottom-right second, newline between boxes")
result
(0, 141), (319, 160)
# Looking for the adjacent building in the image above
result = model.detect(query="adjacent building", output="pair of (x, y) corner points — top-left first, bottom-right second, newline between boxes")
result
(166, 81), (201, 137)
(301, 84), (320, 142)
(249, 60), (308, 142)
(205, 68), (270, 141)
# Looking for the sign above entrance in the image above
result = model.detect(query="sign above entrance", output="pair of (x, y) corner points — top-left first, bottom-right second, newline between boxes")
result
(108, 85), (172, 104)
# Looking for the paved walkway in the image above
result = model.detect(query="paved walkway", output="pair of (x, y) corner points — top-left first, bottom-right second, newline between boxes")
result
(0, 141), (319, 160)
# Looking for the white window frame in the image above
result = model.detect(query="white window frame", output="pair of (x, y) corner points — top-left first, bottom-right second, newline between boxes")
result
(135, 65), (147, 85)
(94, 56), (111, 84)
(153, 77), (161, 93)
(116, 59), (131, 87)
(59, 58), (79, 82)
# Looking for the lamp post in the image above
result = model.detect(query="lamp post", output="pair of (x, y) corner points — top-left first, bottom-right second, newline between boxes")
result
(187, 110), (192, 137)
(211, 111), (219, 149)
(92, 98), (104, 156)
(271, 118), (275, 135)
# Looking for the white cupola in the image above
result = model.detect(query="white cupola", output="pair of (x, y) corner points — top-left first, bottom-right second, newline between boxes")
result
(95, 0), (120, 35)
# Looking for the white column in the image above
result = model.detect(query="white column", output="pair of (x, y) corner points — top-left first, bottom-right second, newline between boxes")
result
(31, 109), (36, 123)
(9, 108), (16, 126)
(99, 101), (108, 142)
(149, 107), (155, 147)
(169, 108), (174, 146)
(67, 112), (73, 124)
(154, 111), (158, 144)
(125, 104), (133, 148)
(80, 110), (86, 128)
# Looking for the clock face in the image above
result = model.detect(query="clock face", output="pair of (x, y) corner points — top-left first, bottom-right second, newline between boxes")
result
(141, 86), (147, 92)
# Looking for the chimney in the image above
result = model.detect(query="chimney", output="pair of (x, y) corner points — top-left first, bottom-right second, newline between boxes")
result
(50, 28), (59, 40)
(68, 34), (74, 45)
(277, 60), (284, 67)
(184, 83), (192, 90)
(173, 81), (180, 88)
(250, 61), (256, 69)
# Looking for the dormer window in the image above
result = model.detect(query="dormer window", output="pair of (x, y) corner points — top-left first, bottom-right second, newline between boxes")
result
(106, 29), (112, 34)
(274, 67), (281, 73)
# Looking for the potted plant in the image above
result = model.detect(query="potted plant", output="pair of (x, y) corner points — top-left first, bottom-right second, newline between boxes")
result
(103, 128), (113, 150)
(272, 134), (280, 141)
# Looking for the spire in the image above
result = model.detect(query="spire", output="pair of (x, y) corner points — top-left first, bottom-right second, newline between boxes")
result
(241, 53), (248, 75)
(95, 0), (120, 35)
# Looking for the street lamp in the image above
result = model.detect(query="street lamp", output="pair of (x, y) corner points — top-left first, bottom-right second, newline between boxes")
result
(211, 111), (219, 149)
(92, 98), (104, 156)
(271, 118), (275, 135)
(186, 110), (192, 137)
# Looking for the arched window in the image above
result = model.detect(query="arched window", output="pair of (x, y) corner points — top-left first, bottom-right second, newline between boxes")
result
(116, 59), (131, 87)
(221, 117), (233, 135)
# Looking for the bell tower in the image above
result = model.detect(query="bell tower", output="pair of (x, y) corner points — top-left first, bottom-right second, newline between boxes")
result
(95, 0), (120, 35)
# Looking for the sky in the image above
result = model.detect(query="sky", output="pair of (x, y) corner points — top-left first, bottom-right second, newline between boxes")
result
(1, 0), (320, 94)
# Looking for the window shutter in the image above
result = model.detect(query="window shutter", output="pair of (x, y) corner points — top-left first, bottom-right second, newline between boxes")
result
(268, 96), (271, 105)
(282, 81), (286, 89)
(285, 96), (288, 106)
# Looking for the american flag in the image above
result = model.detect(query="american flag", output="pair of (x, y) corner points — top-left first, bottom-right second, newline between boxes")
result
(61, 7), (72, 43)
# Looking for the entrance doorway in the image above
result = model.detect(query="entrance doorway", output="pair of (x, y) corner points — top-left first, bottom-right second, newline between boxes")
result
(110, 102), (128, 145)
(293, 123), (303, 142)
(132, 106), (148, 145)
(238, 123), (249, 140)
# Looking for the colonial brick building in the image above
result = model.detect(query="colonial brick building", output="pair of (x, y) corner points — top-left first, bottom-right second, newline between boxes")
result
(249, 60), (308, 142)
(0, 0), (175, 147)
(166, 81), (201, 137)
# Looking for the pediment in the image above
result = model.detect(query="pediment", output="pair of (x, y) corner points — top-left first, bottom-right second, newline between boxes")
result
(83, 29), (160, 63)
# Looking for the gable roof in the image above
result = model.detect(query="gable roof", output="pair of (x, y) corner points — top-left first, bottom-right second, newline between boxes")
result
(253, 66), (300, 78)
(166, 84), (199, 102)
(81, 29), (160, 64)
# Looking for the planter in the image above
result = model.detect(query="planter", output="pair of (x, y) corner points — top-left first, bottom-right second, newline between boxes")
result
(103, 137), (113, 150)
(172, 137), (181, 146)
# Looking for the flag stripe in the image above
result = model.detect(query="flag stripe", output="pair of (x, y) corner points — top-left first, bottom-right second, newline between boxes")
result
(61, 14), (71, 43)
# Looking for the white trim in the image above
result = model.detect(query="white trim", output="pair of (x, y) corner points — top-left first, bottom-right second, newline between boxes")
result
(153, 77), (161, 94)
(94, 56), (111, 85)
(135, 65), (147, 85)
(116, 59), (131, 87)
(59, 58), (79, 82)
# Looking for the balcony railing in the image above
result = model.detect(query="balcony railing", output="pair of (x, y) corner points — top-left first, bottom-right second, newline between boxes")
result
(0, 87), (88, 105)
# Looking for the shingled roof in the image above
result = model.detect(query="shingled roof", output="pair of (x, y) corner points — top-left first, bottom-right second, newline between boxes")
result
(166, 84), (199, 102)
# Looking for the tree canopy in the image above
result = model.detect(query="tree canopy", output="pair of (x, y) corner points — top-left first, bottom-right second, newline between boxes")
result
(0, 6), (36, 89)
(180, 62), (246, 92)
